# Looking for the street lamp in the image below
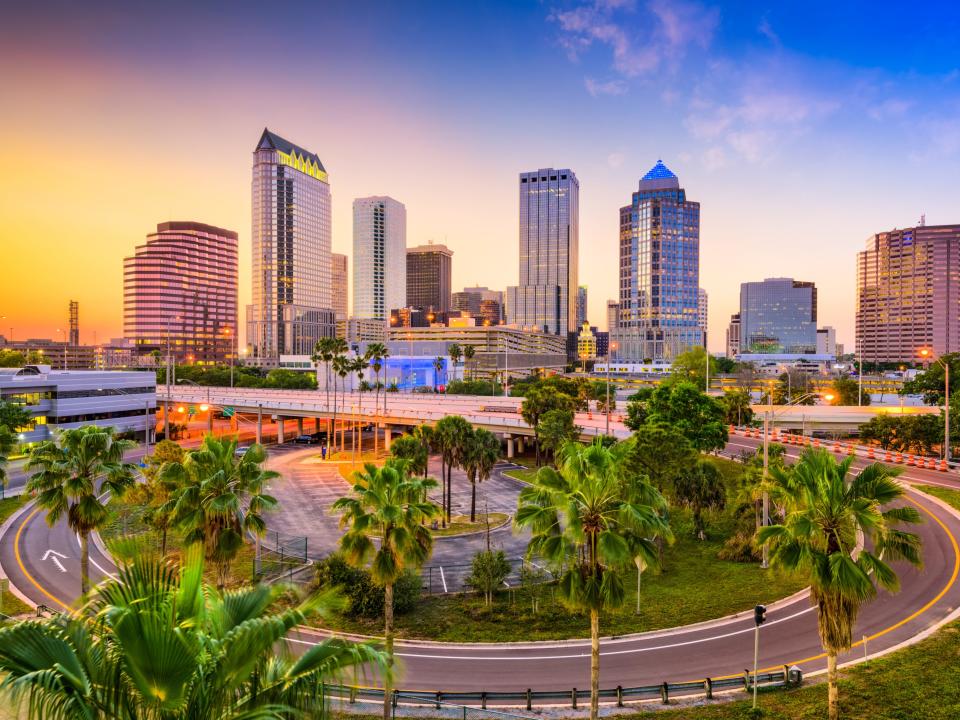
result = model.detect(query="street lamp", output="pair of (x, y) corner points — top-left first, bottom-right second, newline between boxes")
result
(919, 348), (950, 462)
(605, 341), (618, 435)
(178, 379), (214, 435)
(760, 391), (833, 568)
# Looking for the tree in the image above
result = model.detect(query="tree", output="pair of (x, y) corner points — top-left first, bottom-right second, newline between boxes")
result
(462, 427), (501, 521)
(758, 450), (923, 720)
(352, 354), (370, 438)
(333, 460), (439, 720)
(714, 356), (737, 373)
(0, 548), (385, 719)
(129, 439), (185, 555)
(263, 368), (316, 390)
(389, 435), (428, 477)
(462, 343), (476, 380)
(26, 426), (137, 595)
(623, 388), (652, 432)
(719, 389), (754, 426)
(161, 436), (278, 587)
(466, 549), (511, 607)
(332, 351), (351, 452)
(646, 381), (728, 452)
(673, 460), (726, 540)
(366, 342), (390, 438)
(0, 349), (26, 367)
(411, 423), (435, 478)
(515, 440), (672, 720)
(831, 375), (870, 405)
(433, 356), (445, 390)
(0, 425), (15, 491)
(0, 400), (31, 434)
(624, 423), (696, 493)
(901, 353), (960, 405)
(668, 346), (717, 391)
(772, 371), (813, 404)
(536, 408), (580, 466)
(448, 342), (463, 375)
(311, 337), (336, 409)
(520, 385), (575, 465)
(434, 415), (473, 524)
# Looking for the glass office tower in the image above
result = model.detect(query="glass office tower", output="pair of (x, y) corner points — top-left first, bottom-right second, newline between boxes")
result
(353, 196), (407, 320)
(406, 243), (453, 313)
(739, 277), (818, 354)
(247, 128), (334, 364)
(507, 168), (579, 335)
(614, 160), (700, 361)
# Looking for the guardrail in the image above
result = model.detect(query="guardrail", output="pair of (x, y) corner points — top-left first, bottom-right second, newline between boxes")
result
(319, 667), (801, 712)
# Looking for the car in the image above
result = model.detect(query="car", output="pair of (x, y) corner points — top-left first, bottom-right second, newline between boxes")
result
(293, 434), (318, 444)
(234, 445), (251, 457)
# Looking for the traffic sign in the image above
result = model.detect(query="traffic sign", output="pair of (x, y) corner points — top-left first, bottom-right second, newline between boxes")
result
(223, 406), (235, 418)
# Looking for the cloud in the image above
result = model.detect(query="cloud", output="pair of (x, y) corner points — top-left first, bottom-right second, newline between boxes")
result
(607, 151), (626, 167)
(551, 0), (718, 86)
(585, 76), (628, 96)
(757, 16), (779, 45)
(867, 98), (913, 121)
(701, 146), (726, 170)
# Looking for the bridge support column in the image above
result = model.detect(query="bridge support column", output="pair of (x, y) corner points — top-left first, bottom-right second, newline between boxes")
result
(207, 412), (213, 435)
(315, 417), (321, 433)
(505, 434), (515, 458)
(277, 417), (285, 444)
(384, 426), (392, 451)
(517, 437), (525, 454)
(256, 405), (263, 444)
(297, 417), (304, 435)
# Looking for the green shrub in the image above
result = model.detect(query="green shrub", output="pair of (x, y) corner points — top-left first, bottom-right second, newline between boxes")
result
(315, 552), (421, 617)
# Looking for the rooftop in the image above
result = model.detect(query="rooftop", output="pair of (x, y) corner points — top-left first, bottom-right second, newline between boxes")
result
(255, 128), (325, 171)
(638, 159), (680, 191)
(642, 159), (677, 181)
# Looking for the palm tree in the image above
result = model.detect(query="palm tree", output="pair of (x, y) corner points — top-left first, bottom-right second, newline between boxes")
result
(434, 415), (473, 525)
(462, 427), (501, 521)
(462, 343), (476, 381)
(0, 424), (16, 492)
(160, 436), (278, 586)
(673, 459), (726, 540)
(388, 435), (428, 477)
(311, 337), (336, 409)
(515, 439), (672, 720)
(366, 342), (390, 452)
(353, 354), (370, 453)
(432, 356), (445, 391)
(26, 425), (137, 595)
(332, 353), (351, 453)
(758, 449), (923, 720)
(0, 547), (385, 719)
(333, 460), (439, 720)
(412, 423), (435, 478)
(448, 343), (462, 380)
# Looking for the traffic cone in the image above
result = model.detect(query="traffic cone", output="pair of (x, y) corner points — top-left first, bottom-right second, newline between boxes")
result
(848, 444), (856, 455)
(884, 451), (892, 462)
(906, 455), (915, 466)
(832, 442), (841, 453)
(813, 438), (821, 448)
(939, 459), (949, 472)
(895, 452), (903, 463)
(868, 447), (876, 459)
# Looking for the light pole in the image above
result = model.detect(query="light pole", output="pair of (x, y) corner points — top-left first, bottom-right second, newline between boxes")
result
(177, 379), (213, 435)
(919, 348), (950, 462)
(605, 342), (617, 435)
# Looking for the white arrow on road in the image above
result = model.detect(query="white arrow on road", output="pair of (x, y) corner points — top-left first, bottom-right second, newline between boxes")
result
(42, 549), (68, 573)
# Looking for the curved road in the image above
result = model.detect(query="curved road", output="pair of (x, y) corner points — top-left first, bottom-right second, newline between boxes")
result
(3, 432), (959, 698)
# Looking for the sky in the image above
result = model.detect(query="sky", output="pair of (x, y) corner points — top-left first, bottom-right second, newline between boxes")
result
(2, 0), (960, 353)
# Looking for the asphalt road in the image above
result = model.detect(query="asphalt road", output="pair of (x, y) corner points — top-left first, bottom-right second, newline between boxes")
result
(3, 431), (959, 698)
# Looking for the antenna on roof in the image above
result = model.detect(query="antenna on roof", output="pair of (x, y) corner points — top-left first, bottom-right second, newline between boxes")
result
(919, 213), (926, 227)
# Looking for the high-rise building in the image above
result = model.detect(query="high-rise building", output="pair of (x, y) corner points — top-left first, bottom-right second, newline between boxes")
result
(506, 168), (579, 335)
(331, 253), (348, 322)
(575, 286), (588, 327)
(247, 129), (334, 365)
(857, 224), (960, 363)
(615, 160), (700, 361)
(726, 313), (741, 358)
(606, 300), (619, 333)
(406, 243), (453, 313)
(125, 221), (238, 363)
(453, 286), (505, 323)
(698, 288), (709, 347)
(353, 196), (406, 320)
(68, 300), (79, 346)
(817, 326), (838, 356)
(739, 278), (817, 354)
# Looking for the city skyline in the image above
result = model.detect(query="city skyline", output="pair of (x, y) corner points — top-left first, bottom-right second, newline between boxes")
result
(3, 2), (960, 351)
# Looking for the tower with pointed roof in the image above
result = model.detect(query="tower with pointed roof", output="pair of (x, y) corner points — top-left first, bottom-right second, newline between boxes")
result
(246, 128), (335, 364)
(612, 160), (702, 361)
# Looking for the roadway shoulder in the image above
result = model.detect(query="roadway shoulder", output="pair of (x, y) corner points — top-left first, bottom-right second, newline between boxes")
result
(0, 498), (40, 610)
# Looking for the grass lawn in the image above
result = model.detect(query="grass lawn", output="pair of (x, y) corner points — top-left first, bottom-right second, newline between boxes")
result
(0, 497), (33, 619)
(430, 512), (509, 537)
(0, 495), (27, 526)
(917, 483), (960, 512)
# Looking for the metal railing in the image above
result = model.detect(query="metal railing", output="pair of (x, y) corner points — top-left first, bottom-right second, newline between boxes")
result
(420, 557), (554, 595)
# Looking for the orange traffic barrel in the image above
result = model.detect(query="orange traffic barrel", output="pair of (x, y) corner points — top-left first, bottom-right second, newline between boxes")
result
(832, 442), (841, 453)
(940, 459), (949, 472)
(884, 450), (892, 462)
(895, 452), (903, 463)
(906, 455), (916, 466)
(867, 447), (876, 459)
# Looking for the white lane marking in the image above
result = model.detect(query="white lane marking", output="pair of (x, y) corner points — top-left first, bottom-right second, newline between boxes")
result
(42, 549), (68, 573)
(439, 566), (448, 593)
(76, 532), (118, 581)
(290, 605), (817, 660)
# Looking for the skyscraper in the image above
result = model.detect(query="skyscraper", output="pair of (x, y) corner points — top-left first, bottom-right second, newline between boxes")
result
(331, 253), (348, 321)
(575, 286), (588, 327)
(506, 168), (579, 335)
(698, 287), (708, 346)
(615, 160), (700, 361)
(353, 196), (406, 320)
(725, 313), (741, 358)
(857, 223), (960, 363)
(606, 300), (619, 334)
(125, 221), (238, 363)
(739, 278), (817, 354)
(406, 243), (453, 313)
(453, 286), (504, 323)
(247, 129), (334, 364)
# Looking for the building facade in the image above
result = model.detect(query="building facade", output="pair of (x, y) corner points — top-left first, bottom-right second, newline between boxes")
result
(68, 300), (79, 346)
(739, 277), (817, 354)
(453, 286), (504, 322)
(353, 196), (406, 320)
(726, 313), (741, 358)
(247, 129), (335, 365)
(331, 253), (349, 321)
(406, 243), (453, 313)
(614, 160), (700, 361)
(817, 326), (838, 357)
(506, 168), (579, 335)
(856, 224), (960, 363)
(575, 286), (588, 327)
(698, 287), (708, 346)
(576, 323), (597, 363)
(125, 221), (238, 364)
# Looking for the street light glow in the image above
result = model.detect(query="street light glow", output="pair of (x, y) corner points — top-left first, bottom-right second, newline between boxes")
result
(199, 403), (209, 412)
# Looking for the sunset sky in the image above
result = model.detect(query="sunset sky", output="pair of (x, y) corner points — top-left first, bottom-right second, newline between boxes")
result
(2, 1), (960, 352)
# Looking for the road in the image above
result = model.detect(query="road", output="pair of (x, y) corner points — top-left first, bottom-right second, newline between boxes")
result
(2, 429), (959, 699)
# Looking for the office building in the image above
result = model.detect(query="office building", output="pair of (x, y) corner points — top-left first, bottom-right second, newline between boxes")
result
(506, 168), (579, 335)
(726, 313), (741, 358)
(353, 196), (406, 320)
(479, 299), (502, 326)
(698, 288), (708, 346)
(739, 278), (817, 354)
(336, 317), (387, 345)
(607, 300), (619, 333)
(576, 323), (597, 363)
(125, 221), (238, 364)
(615, 160), (700, 361)
(406, 243), (453, 313)
(247, 129), (335, 365)
(453, 286), (504, 322)
(0, 365), (156, 445)
(817, 326), (838, 357)
(332, 253), (349, 321)
(857, 224), (960, 363)
(576, 286), (588, 327)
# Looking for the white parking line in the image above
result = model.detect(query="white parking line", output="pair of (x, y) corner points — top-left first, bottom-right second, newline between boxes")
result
(439, 565), (448, 593)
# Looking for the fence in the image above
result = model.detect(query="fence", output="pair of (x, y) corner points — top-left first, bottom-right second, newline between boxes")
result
(256, 531), (310, 582)
(317, 668), (801, 714)
(420, 557), (554, 595)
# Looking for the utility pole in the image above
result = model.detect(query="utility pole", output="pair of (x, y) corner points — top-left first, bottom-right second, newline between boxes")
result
(753, 604), (767, 709)
(946, 360), (951, 463)
(762, 409), (770, 569)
